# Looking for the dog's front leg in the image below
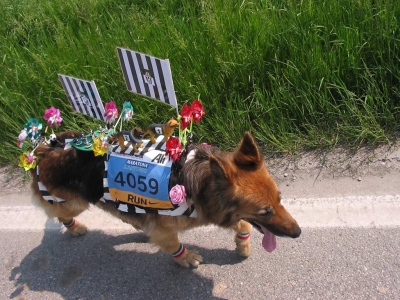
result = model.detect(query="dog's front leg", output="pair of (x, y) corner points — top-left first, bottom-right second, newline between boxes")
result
(149, 229), (203, 268)
(232, 219), (252, 257)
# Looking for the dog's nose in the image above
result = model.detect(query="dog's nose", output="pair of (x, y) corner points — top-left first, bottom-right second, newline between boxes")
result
(291, 225), (301, 238)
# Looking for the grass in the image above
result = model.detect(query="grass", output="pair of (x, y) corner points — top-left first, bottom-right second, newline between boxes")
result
(1, 0), (399, 165)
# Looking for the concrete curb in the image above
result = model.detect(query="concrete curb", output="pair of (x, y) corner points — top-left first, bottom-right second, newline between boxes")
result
(1, 194), (399, 231)
(283, 194), (400, 228)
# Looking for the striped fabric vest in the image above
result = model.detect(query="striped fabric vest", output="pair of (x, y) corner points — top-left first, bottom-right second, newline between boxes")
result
(37, 135), (198, 218)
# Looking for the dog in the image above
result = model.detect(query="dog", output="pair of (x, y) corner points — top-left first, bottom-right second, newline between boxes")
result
(109, 126), (144, 152)
(143, 118), (179, 144)
(31, 131), (301, 267)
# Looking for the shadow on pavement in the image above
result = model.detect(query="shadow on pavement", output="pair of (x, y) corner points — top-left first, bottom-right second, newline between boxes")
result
(9, 220), (245, 300)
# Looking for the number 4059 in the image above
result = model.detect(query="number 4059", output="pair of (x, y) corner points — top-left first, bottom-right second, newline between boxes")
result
(113, 171), (159, 195)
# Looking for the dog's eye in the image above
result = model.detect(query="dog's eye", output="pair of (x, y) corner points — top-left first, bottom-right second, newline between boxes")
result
(258, 206), (273, 216)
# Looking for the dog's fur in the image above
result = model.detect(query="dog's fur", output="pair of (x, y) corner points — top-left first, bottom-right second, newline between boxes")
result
(31, 131), (301, 267)
(143, 118), (179, 144)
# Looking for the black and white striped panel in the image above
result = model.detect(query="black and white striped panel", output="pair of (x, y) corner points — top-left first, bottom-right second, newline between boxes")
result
(36, 167), (66, 203)
(58, 74), (105, 121)
(103, 157), (111, 201)
(116, 47), (178, 109)
(112, 135), (167, 156)
(116, 201), (198, 218)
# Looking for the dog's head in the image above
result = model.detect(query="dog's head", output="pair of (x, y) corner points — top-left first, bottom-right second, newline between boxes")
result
(166, 118), (179, 129)
(132, 127), (144, 139)
(206, 132), (301, 252)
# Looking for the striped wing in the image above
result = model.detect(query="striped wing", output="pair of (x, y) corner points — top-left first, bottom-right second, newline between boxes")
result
(116, 47), (178, 109)
(58, 74), (106, 121)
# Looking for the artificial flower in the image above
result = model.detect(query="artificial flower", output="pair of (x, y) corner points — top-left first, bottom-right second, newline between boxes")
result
(43, 107), (63, 128)
(104, 101), (118, 124)
(92, 134), (109, 156)
(169, 184), (186, 205)
(122, 101), (134, 122)
(24, 118), (43, 140)
(179, 103), (193, 130)
(18, 129), (28, 141)
(18, 151), (37, 171)
(165, 136), (182, 161)
(191, 99), (205, 123)
(17, 128), (28, 149)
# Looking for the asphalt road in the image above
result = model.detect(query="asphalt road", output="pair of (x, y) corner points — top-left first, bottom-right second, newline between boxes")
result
(1, 188), (400, 300)
(2, 139), (400, 299)
(1, 226), (399, 300)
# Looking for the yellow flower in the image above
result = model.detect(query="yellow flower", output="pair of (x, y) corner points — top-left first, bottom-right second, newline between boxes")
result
(18, 151), (37, 171)
(92, 134), (108, 156)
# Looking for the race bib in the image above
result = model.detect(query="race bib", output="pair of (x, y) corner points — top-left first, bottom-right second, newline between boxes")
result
(107, 149), (174, 209)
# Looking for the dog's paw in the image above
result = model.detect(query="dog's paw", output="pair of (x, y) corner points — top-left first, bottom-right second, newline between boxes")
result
(235, 243), (251, 257)
(174, 248), (203, 268)
(68, 220), (88, 236)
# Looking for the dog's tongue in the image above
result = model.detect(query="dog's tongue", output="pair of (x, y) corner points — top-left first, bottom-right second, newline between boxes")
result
(261, 226), (277, 252)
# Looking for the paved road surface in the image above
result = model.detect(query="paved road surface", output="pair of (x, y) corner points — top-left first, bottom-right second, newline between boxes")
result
(1, 188), (399, 300)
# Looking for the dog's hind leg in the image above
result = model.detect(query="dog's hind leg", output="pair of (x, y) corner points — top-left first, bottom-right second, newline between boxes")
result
(232, 220), (252, 257)
(58, 217), (88, 236)
(41, 200), (89, 236)
(149, 229), (203, 268)
(51, 200), (89, 236)
(31, 186), (89, 236)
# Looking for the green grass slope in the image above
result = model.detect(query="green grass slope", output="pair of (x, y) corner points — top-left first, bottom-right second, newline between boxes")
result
(1, 0), (399, 164)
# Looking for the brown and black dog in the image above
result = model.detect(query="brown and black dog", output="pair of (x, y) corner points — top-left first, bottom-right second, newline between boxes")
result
(31, 131), (301, 267)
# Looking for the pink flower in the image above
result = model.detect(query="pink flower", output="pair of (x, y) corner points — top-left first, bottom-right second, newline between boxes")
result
(165, 136), (182, 161)
(191, 99), (205, 123)
(18, 129), (28, 142)
(169, 185), (186, 205)
(104, 101), (118, 124)
(43, 107), (63, 128)
(179, 103), (193, 130)
(27, 154), (35, 163)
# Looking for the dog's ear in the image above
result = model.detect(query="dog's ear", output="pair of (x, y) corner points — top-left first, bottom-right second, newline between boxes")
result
(209, 155), (229, 179)
(234, 132), (263, 169)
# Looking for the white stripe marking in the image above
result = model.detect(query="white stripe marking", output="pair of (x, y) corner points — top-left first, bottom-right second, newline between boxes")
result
(1, 195), (399, 231)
